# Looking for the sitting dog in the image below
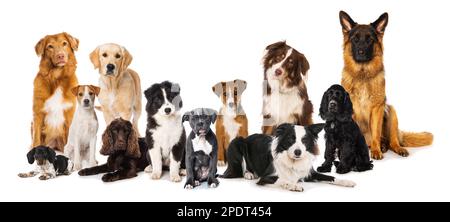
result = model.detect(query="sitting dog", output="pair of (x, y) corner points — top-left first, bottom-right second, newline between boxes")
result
(143, 81), (186, 182)
(221, 123), (356, 192)
(183, 108), (219, 189)
(317, 84), (373, 174)
(64, 85), (100, 171)
(18, 146), (73, 180)
(78, 118), (150, 182)
(212, 79), (248, 166)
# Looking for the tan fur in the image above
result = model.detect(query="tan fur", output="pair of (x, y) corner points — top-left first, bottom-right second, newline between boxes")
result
(341, 23), (433, 160)
(90, 43), (142, 136)
(31, 32), (79, 152)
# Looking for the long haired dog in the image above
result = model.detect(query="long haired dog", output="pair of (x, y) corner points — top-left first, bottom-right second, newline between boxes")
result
(317, 85), (373, 174)
(19, 146), (73, 180)
(144, 81), (186, 182)
(222, 123), (356, 192)
(78, 118), (150, 182)
(339, 11), (433, 159)
(261, 41), (313, 135)
(32, 32), (79, 152)
(212, 79), (248, 166)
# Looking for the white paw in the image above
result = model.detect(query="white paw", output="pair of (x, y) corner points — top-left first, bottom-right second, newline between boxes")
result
(217, 161), (226, 166)
(74, 162), (82, 171)
(334, 179), (356, 187)
(195, 180), (200, 186)
(281, 183), (304, 192)
(185, 184), (194, 190)
(244, 171), (256, 180)
(179, 169), (187, 176)
(151, 171), (162, 180)
(209, 183), (218, 188)
(170, 174), (182, 182)
(144, 165), (153, 173)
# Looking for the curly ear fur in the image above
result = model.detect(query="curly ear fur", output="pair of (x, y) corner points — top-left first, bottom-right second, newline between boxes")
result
(319, 88), (330, 121)
(337, 90), (354, 122)
(46, 147), (56, 164)
(26, 148), (36, 164)
(100, 123), (114, 155)
(126, 122), (141, 158)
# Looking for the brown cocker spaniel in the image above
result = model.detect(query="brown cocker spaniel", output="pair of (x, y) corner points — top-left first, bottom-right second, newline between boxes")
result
(78, 118), (150, 182)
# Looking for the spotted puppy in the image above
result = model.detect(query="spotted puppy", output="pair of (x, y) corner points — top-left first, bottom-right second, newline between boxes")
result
(183, 108), (219, 189)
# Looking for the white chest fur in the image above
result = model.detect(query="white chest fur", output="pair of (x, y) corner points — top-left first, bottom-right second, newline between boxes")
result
(272, 151), (314, 182)
(192, 135), (213, 155)
(264, 87), (304, 124)
(150, 114), (183, 159)
(69, 109), (98, 147)
(43, 87), (73, 128)
(221, 108), (241, 141)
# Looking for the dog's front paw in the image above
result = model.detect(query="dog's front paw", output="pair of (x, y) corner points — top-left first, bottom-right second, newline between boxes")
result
(38, 174), (52, 180)
(317, 165), (332, 173)
(18, 173), (31, 178)
(144, 165), (153, 173)
(217, 161), (226, 167)
(208, 177), (219, 188)
(195, 180), (200, 186)
(102, 173), (117, 182)
(170, 173), (182, 182)
(334, 179), (356, 187)
(371, 150), (384, 160)
(393, 147), (409, 157)
(336, 165), (351, 174)
(244, 171), (256, 180)
(74, 162), (82, 171)
(281, 183), (303, 192)
(184, 178), (195, 189)
(151, 171), (162, 180)
(179, 169), (187, 176)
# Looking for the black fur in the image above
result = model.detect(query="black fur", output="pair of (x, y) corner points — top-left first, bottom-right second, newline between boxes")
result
(25, 146), (71, 176)
(318, 84), (373, 174)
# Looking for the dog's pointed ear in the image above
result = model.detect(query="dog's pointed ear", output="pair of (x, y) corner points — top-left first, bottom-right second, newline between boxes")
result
(121, 47), (133, 70)
(35, 36), (47, 57)
(212, 82), (224, 97)
(126, 122), (141, 158)
(234, 79), (247, 93)
(88, 85), (101, 96)
(371, 12), (388, 34)
(319, 88), (329, 120)
(71, 85), (80, 97)
(89, 47), (100, 70)
(47, 147), (56, 164)
(100, 122), (114, 155)
(26, 148), (36, 164)
(62, 32), (79, 51)
(339, 11), (356, 32)
(298, 53), (310, 76)
(182, 112), (191, 123)
(306, 123), (325, 137)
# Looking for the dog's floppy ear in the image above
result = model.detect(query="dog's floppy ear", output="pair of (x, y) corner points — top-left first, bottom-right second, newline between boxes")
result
(46, 147), (56, 164)
(121, 47), (133, 71)
(126, 122), (141, 158)
(100, 122), (114, 155)
(62, 32), (79, 51)
(319, 88), (329, 120)
(88, 85), (101, 96)
(182, 111), (191, 122)
(297, 53), (310, 77)
(265, 41), (286, 51)
(212, 82), (224, 97)
(26, 148), (36, 164)
(71, 85), (80, 97)
(234, 79), (247, 94)
(35, 36), (47, 57)
(204, 108), (218, 124)
(89, 47), (100, 70)
(337, 89), (354, 122)
(371, 12), (388, 34)
(305, 123), (325, 137)
(339, 11), (356, 32)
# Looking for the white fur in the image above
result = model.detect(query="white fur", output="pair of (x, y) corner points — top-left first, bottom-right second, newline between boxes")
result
(271, 126), (315, 192)
(222, 107), (241, 141)
(329, 179), (357, 187)
(19, 160), (56, 180)
(64, 87), (99, 171)
(43, 87), (73, 129)
(192, 135), (213, 155)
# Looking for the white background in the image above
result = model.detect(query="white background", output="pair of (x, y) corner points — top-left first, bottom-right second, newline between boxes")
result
(0, 0), (448, 201)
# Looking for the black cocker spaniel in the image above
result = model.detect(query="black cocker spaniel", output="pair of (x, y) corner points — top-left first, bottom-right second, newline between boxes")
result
(317, 84), (373, 174)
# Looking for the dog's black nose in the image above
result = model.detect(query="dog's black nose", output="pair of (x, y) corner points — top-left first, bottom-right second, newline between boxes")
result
(294, 149), (301, 157)
(164, 108), (171, 114)
(83, 99), (90, 105)
(106, 64), (115, 70)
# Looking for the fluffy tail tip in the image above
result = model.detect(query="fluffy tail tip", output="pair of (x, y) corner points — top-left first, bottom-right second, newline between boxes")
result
(401, 131), (433, 147)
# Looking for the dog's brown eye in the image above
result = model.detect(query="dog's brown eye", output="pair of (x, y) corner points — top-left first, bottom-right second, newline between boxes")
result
(102, 53), (107, 58)
(78, 93), (83, 97)
(47, 45), (53, 49)
(63, 42), (68, 46)
(115, 54), (121, 59)
(89, 92), (93, 96)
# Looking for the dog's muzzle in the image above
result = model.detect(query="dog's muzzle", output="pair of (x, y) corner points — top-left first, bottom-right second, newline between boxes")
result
(106, 64), (115, 75)
(328, 100), (338, 112)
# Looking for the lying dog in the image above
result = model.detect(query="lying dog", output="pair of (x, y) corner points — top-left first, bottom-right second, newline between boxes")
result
(64, 85), (100, 171)
(144, 81), (186, 182)
(222, 123), (356, 192)
(183, 108), (219, 189)
(212, 79), (248, 166)
(18, 146), (73, 180)
(317, 85), (373, 174)
(78, 118), (150, 182)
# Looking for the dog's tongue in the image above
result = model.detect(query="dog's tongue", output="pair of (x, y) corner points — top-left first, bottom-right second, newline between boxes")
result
(199, 129), (206, 135)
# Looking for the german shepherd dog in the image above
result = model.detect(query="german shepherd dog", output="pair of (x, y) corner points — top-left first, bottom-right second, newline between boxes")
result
(339, 11), (433, 160)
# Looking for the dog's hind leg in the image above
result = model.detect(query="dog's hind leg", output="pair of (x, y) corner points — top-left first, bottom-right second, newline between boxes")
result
(305, 170), (356, 187)
(384, 105), (409, 157)
(220, 138), (246, 178)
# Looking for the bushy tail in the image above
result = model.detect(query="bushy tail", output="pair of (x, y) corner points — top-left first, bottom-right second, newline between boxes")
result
(400, 131), (433, 147)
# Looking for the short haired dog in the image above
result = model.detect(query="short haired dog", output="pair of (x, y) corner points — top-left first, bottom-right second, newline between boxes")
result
(64, 85), (100, 171)
(317, 84), (373, 174)
(18, 146), (73, 180)
(183, 108), (219, 189)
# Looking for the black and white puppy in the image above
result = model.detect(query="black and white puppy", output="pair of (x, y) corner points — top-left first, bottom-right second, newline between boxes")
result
(317, 84), (373, 174)
(144, 81), (186, 182)
(18, 146), (73, 180)
(183, 108), (219, 189)
(222, 123), (356, 192)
